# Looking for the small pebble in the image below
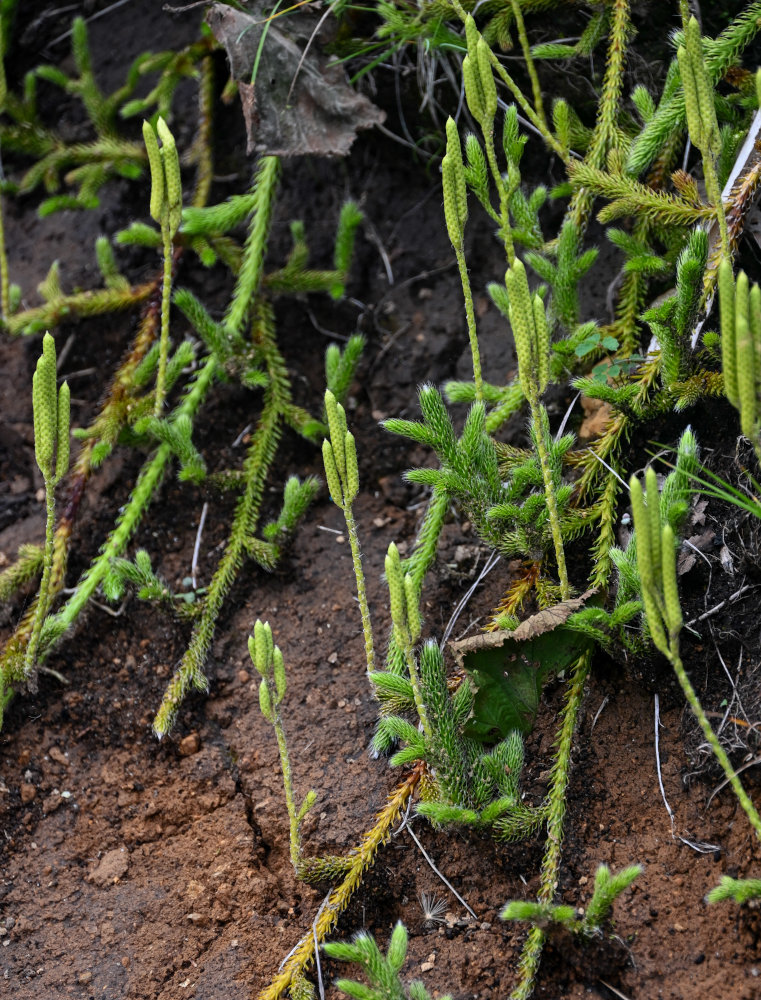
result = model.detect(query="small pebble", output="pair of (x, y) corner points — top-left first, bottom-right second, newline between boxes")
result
(179, 733), (201, 756)
(19, 783), (36, 804)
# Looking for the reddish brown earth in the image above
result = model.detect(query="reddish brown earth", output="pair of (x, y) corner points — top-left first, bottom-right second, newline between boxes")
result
(2, 4), (761, 1000)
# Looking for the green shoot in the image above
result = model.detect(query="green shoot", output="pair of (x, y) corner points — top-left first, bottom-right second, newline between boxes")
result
(630, 468), (761, 841)
(23, 333), (69, 682)
(325, 922), (451, 1000)
(250, 619), (316, 869)
(323, 388), (374, 673)
(142, 116), (182, 416)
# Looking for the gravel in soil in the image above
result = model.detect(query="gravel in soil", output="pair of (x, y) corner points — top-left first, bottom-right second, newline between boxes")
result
(2, 4), (761, 1000)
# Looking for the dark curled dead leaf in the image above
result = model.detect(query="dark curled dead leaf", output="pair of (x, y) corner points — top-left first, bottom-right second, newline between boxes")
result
(451, 590), (597, 664)
(207, 2), (385, 157)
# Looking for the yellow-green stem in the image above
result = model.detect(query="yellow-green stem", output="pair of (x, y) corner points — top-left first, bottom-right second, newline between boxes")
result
(454, 246), (484, 401)
(703, 154), (730, 260)
(669, 639), (761, 840)
(273, 709), (302, 867)
(404, 643), (432, 739)
(23, 482), (56, 676)
(483, 132), (516, 266)
(529, 395), (569, 599)
(509, 0), (546, 132)
(154, 224), (173, 416)
(343, 505), (375, 673)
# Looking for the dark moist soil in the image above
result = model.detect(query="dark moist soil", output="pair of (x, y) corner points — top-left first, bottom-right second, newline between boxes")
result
(2, 3), (761, 999)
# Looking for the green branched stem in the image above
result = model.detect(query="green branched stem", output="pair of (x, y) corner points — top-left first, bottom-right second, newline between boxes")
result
(38, 354), (217, 661)
(343, 505), (375, 673)
(510, 648), (591, 1000)
(405, 490), (449, 592)
(225, 156), (280, 341)
(5, 281), (155, 337)
(566, 0), (630, 232)
(259, 770), (420, 1000)
(154, 309), (288, 736)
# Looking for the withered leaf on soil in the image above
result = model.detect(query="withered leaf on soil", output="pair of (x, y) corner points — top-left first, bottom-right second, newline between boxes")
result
(450, 591), (596, 741)
(207, 2), (385, 157)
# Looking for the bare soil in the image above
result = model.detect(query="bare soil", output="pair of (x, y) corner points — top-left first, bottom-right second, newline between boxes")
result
(2, 4), (761, 1000)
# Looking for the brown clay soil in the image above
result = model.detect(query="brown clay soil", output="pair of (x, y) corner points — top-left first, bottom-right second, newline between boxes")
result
(2, 3), (761, 999)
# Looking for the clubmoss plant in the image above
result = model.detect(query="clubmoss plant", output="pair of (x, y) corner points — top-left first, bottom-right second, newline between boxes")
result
(323, 388), (374, 673)
(22, 334), (69, 680)
(678, 15), (728, 257)
(1, 16), (212, 214)
(707, 876), (761, 906)
(502, 863), (641, 937)
(324, 921), (451, 1000)
(250, 619), (316, 869)
(142, 116), (182, 416)
(630, 466), (761, 841)
(718, 258), (761, 463)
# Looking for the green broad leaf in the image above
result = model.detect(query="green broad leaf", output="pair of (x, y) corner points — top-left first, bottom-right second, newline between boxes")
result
(574, 338), (599, 357)
(451, 592), (595, 741)
(601, 336), (619, 351)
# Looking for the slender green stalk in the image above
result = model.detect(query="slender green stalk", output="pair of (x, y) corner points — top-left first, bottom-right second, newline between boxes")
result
(155, 224), (173, 415)
(509, 0), (546, 133)
(323, 389), (375, 672)
(343, 505), (375, 673)
(702, 153), (729, 259)
(24, 485), (56, 675)
(274, 710), (302, 866)
(482, 134), (516, 265)
(454, 247), (484, 398)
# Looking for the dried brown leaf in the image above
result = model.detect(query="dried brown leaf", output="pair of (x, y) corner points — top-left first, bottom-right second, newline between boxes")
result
(207, 3), (385, 157)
